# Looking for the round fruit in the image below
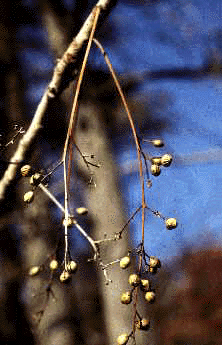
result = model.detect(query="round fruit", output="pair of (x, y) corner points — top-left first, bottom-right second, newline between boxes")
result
(28, 266), (40, 276)
(121, 291), (132, 304)
(149, 256), (161, 269)
(21, 165), (32, 177)
(150, 164), (161, 176)
(151, 139), (164, 147)
(128, 274), (140, 287)
(136, 318), (150, 331)
(165, 218), (177, 230)
(117, 333), (129, 345)
(145, 291), (155, 303)
(50, 260), (59, 271)
(140, 279), (150, 291)
(67, 261), (77, 273)
(120, 256), (131, 269)
(24, 191), (34, 203)
(161, 154), (172, 167)
(76, 207), (88, 215)
(60, 271), (71, 283)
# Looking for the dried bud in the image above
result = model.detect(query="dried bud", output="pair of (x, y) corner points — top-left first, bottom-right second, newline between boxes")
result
(67, 260), (77, 273)
(28, 266), (41, 276)
(150, 164), (161, 176)
(151, 157), (162, 166)
(128, 274), (140, 287)
(136, 318), (150, 331)
(62, 217), (73, 227)
(151, 139), (164, 147)
(165, 218), (177, 230)
(30, 173), (42, 186)
(117, 333), (129, 345)
(60, 271), (71, 283)
(76, 207), (88, 215)
(161, 154), (172, 167)
(24, 191), (34, 203)
(50, 259), (59, 271)
(121, 291), (132, 304)
(120, 256), (131, 269)
(21, 165), (32, 177)
(149, 256), (161, 269)
(145, 291), (155, 303)
(140, 279), (150, 291)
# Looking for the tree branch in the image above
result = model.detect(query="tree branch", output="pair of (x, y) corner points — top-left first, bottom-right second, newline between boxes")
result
(0, 0), (116, 200)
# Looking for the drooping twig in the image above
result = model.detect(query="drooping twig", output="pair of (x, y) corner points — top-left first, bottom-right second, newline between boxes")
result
(0, 0), (116, 200)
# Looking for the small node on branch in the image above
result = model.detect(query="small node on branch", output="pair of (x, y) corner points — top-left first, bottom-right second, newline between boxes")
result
(150, 164), (161, 176)
(136, 318), (150, 331)
(128, 274), (140, 287)
(140, 279), (150, 292)
(161, 154), (173, 167)
(151, 139), (164, 147)
(49, 260), (59, 271)
(121, 291), (132, 305)
(117, 333), (129, 345)
(21, 165), (32, 177)
(76, 207), (88, 215)
(60, 270), (71, 283)
(145, 291), (155, 303)
(28, 266), (41, 276)
(165, 217), (177, 230)
(24, 191), (34, 203)
(119, 256), (131, 269)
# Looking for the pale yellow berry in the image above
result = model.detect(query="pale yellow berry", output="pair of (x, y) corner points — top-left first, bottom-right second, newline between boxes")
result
(161, 154), (172, 167)
(117, 333), (129, 345)
(128, 274), (140, 287)
(30, 173), (42, 186)
(150, 164), (161, 176)
(140, 279), (150, 291)
(151, 157), (162, 165)
(151, 139), (164, 147)
(60, 271), (71, 283)
(62, 217), (73, 227)
(76, 207), (88, 215)
(165, 218), (177, 230)
(120, 256), (131, 269)
(136, 318), (150, 331)
(21, 165), (32, 177)
(24, 191), (34, 203)
(49, 260), (59, 271)
(67, 261), (77, 273)
(121, 291), (132, 304)
(145, 291), (155, 303)
(149, 256), (161, 269)
(28, 266), (41, 276)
